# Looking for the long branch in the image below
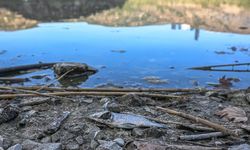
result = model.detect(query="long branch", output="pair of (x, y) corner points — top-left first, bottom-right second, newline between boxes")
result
(0, 86), (74, 102)
(4, 86), (208, 93)
(0, 91), (180, 99)
(156, 107), (237, 136)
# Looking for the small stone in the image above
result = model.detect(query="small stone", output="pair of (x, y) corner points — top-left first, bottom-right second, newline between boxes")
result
(93, 131), (106, 141)
(7, 144), (22, 150)
(246, 94), (250, 103)
(21, 129), (44, 140)
(1, 137), (12, 149)
(0, 135), (3, 147)
(229, 144), (250, 150)
(144, 106), (157, 115)
(214, 141), (223, 146)
(90, 140), (99, 149)
(65, 141), (79, 150)
(22, 140), (39, 149)
(229, 92), (248, 106)
(51, 132), (60, 143)
(145, 127), (165, 138)
(22, 139), (61, 150)
(45, 111), (70, 135)
(41, 136), (52, 143)
(39, 143), (62, 150)
(64, 123), (86, 134)
(106, 103), (126, 112)
(100, 98), (111, 105)
(132, 128), (144, 138)
(96, 141), (122, 150)
(21, 106), (32, 112)
(0, 104), (20, 124)
(81, 99), (93, 104)
(75, 136), (84, 145)
(113, 138), (124, 147)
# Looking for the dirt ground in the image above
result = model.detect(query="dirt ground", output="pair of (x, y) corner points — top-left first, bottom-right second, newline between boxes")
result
(0, 88), (250, 150)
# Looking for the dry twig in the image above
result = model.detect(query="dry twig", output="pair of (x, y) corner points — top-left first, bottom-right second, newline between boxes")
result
(156, 107), (237, 136)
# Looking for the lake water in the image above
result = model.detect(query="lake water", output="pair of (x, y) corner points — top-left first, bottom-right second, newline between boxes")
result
(0, 0), (250, 88)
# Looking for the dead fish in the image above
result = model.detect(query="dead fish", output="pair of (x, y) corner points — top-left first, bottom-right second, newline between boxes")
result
(90, 111), (167, 129)
(111, 113), (167, 129)
(90, 111), (112, 120)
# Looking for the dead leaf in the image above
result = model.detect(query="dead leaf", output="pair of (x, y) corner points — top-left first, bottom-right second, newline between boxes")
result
(216, 106), (248, 123)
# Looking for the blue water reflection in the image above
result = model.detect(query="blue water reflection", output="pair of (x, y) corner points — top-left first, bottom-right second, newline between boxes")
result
(0, 22), (249, 88)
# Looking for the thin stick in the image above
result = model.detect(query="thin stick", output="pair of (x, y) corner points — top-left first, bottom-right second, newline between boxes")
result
(19, 98), (52, 107)
(36, 68), (74, 92)
(130, 141), (223, 150)
(156, 107), (237, 136)
(179, 132), (225, 141)
(5, 86), (208, 93)
(177, 124), (215, 132)
(0, 77), (29, 83)
(0, 63), (56, 76)
(145, 116), (214, 132)
(0, 91), (180, 99)
(0, 86), (74, 102)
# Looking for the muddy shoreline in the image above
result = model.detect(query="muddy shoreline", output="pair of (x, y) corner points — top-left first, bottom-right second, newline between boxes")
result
(0, 87), (249, 150)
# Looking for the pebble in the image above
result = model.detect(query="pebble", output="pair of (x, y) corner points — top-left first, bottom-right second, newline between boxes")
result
(145, 127), (165, 138)
(132, 128), (144, 138)
(106, 103), (126, 112)
(113, 138), (125, 147)
(0, 136), (12, 149)
(41, 136), (52, 143)
(21, 106), (33, 112)
(0, 136), (3, 148)
(100, 97), (111, 105)
(7, 144), (22, 150)
(246, 93), (250, 103)
(22, 139), (61, 150)
(90, 140), (99, 149)
(96, 140), (122, 150)
(65, 141), (79, 150)
(75, 136), (84, 145)
(132, 127), (165, 138)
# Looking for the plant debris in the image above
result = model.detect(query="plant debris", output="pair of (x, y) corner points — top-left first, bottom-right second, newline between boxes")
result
(216, 106), (248, 123)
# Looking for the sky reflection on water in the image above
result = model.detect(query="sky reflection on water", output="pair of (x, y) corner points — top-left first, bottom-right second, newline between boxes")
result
(0, 22), (249, 88)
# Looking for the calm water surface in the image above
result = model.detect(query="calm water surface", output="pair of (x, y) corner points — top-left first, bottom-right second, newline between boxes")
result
(0, 0), (250, 88)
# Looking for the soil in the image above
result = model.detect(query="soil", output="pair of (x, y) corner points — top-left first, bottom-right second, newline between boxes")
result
(0, 88), (250, 150)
